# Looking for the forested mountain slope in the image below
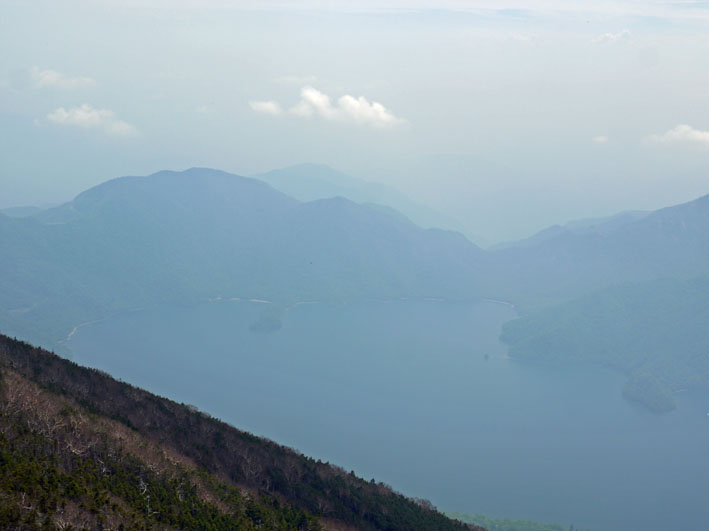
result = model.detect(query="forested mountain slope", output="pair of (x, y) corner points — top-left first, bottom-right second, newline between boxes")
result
(0, 333), (480, 531)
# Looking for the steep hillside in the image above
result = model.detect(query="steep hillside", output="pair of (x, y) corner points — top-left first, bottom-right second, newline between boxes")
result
(0, 168), (486, 350)
(0, 333), (480, 530)
(501, 276), (709, 412)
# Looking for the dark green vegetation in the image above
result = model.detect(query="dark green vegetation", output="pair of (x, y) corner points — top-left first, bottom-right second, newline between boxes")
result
(447, 512), (595, 531)
(0, 168), (485, 351)
(501, 276), (709, 412)
(0, 333), (480, 530)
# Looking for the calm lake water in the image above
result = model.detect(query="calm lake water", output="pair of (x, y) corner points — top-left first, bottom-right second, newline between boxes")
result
(68, 299), (709, 531)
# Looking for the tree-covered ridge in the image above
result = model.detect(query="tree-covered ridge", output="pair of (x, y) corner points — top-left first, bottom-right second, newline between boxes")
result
(0, 369), (319, 529)
(500, 276), (709, 413)
(0, 333), (480, 531)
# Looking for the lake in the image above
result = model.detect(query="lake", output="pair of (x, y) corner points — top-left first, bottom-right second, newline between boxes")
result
(68, 299), (709, 530)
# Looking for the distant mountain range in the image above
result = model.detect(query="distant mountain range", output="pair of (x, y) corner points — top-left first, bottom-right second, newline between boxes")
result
(491, 194), (709, 411)
(254, 163), (490, 246)
(0, 167), (485, 350)
(3, 165), (709, 413)
(490, 210), (649, 251)
(488, 193), (709, 412)
(0, 333), (479, 530)
(487, 194), (709, 309)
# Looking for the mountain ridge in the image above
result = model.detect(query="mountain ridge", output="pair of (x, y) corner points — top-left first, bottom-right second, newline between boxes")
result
(253, 163), (482, 244)
(0, 167), (486, 351)
(0, 332), (480, 530)
(487, 191), (709, 310)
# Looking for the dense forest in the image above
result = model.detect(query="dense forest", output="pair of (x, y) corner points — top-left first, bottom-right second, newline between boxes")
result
(0, 333), (480, 530)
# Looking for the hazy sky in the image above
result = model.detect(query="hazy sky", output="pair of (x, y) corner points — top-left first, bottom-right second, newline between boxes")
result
(2, 0), (709, 241)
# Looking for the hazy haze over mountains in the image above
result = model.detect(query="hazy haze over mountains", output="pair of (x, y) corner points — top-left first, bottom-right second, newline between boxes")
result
(4, 1), (709, 529)
(491, 210), (649, 250)
(4, 164), (709, 351)
(0, 167), (485, 349)
(4, 1), (709, 241)
(4, 165), (709, 419)
(254, 163), (487, 244)
(487, 193), (709, 308)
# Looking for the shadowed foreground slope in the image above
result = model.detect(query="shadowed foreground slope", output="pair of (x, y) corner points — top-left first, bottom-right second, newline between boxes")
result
(0, 333), (480, 530)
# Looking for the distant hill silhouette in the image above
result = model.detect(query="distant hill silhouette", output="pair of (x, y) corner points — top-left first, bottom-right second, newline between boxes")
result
(0, 168), (485, 349)
(488, 194), (709, 309)
(490, 210), (648, 251)
(4, 166), (709, 414)
(255, 163), (487, 244)
(490, 194), (709, 412)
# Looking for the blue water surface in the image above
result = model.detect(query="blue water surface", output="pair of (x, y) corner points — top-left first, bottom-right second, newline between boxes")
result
(68, 300), (709, 531)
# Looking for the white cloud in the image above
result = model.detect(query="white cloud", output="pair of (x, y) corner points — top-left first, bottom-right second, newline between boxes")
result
(592, 135), (608, 143)
(591, 29), (631, 45)
(32, 67), (96, 90)
(46, 104), (138, 136)
(293, 86), (338, 119)
(249, 100), (283, 115)
(650, 124), (709, 147)
(336, 93), (402, 127)
(250, 86), (403, 128)
(295, 86), (403, 127)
